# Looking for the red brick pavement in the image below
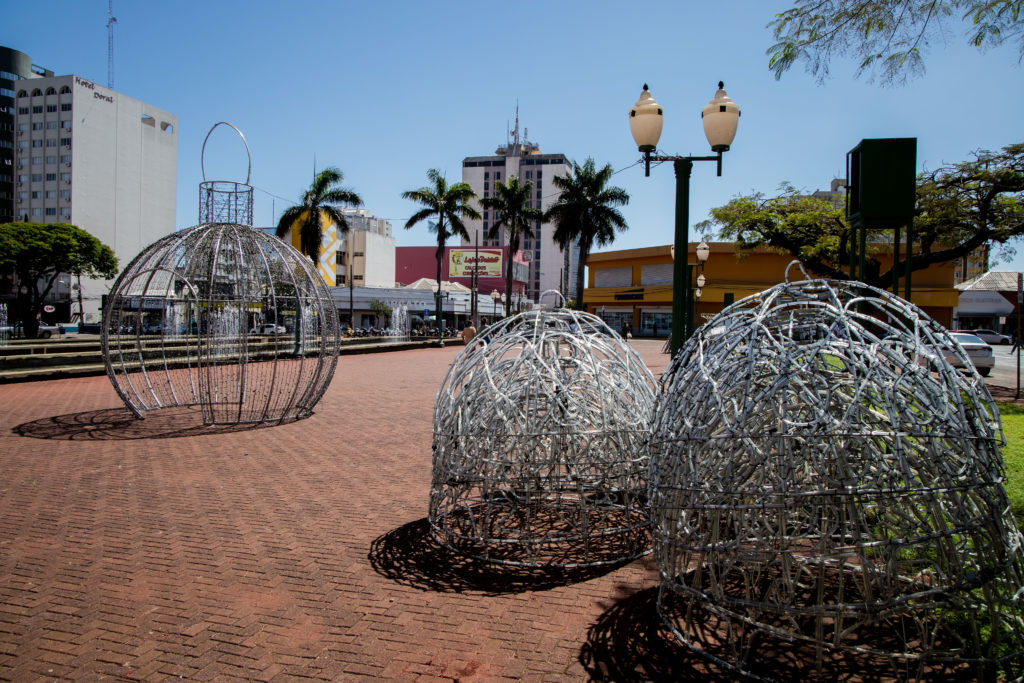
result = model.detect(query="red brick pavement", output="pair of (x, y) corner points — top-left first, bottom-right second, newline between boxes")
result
(0, 340), (685, 681)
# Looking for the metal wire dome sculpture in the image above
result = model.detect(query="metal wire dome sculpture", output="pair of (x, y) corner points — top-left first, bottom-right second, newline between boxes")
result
(103, 223), (340, 425)
(649, 265), (1024, 679)
(430, 296), (657, 567)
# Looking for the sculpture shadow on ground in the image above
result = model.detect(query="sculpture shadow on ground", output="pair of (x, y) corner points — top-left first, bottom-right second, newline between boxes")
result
(580, 581), (982, 682)
(13, 405), (298, 440)
(368, 517), (635, 596)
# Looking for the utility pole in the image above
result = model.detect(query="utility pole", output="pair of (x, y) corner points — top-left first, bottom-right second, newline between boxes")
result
(107, 1), (117, 89)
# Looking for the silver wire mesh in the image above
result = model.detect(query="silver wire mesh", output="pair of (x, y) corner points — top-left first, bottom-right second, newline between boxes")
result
(650, 267), (1024, 678)
(102, 223), (340, 426)
(430, 306), (657, 567)
(199, 181), (254, 226)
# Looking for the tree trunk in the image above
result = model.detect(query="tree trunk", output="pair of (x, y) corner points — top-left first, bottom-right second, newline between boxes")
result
(505, 251), (513, 316)
(436, 220), (444, 336)
(575, 239), (590, 311)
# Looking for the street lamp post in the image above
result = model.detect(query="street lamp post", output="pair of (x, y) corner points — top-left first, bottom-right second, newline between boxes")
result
(490, 289), (501, 320)
(629, 82), (740, 357)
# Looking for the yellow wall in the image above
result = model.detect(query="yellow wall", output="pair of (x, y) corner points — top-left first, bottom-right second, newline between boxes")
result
(585, 242), (958, 328)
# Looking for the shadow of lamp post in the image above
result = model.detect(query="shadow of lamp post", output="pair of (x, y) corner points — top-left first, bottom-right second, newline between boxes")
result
(629, 82), (740, 357)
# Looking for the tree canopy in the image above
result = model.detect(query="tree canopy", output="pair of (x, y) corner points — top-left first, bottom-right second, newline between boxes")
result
(481, 176), (542, 315)
(401, 169), (480, 328)
(545, 158), (630, 309)
(768, 0), (1024, 83)
(0, 222), (118, 337)
(698, 143), (1024, 289)
(275, 167), (362, 267)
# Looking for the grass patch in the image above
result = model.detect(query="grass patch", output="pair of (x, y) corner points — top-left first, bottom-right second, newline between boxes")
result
(997, 401), (1024, 526)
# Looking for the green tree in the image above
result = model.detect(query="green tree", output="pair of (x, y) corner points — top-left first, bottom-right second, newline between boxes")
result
(480, 176), (543, 315)
(545, 158), (630, 309)
(369, 299), (392, 328)
(768, 0), (1024, 84)
(0, 222), (117, 338)
(698, 143), (1024, 289)
(275, 167), (362, 266)
(401, 169), (481, 330)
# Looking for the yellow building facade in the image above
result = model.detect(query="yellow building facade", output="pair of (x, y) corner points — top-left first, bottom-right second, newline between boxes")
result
(584, 242), (958, 336)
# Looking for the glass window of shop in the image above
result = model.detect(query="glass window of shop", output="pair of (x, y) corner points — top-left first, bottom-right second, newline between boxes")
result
(640, 310), (672, 337)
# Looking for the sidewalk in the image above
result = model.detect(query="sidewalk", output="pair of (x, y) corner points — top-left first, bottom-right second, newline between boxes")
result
(0, 342), (672, 681)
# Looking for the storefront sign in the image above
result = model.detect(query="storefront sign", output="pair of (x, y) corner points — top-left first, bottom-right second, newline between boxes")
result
(450, 249), (502, 277)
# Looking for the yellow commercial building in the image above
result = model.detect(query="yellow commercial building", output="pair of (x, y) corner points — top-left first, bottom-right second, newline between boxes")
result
(584, 242), (958, 336)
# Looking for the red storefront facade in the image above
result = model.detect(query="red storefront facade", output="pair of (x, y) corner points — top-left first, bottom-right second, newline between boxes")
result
(395, 246), (528, 297)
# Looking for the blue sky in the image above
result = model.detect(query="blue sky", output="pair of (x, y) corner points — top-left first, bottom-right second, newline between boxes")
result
(5, 1), (1023, 271)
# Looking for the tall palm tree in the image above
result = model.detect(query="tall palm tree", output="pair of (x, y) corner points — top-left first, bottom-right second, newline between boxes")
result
(481, 176), (542, 316)
(545, 158), (629, 309)
(402, 169), (480, 338)
(276, 167), (363, 270)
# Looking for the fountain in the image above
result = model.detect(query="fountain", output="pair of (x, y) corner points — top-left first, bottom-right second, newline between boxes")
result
(389, 303), (410, 343)
(0, 303), (8, 345)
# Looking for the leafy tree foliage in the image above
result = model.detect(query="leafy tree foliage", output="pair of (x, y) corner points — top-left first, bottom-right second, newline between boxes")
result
(276, 167), (362, 264)
(768, 0), (1024, 83)
(402, 169), (480, 324)
(481, 176), (543, 315)
(0, 222), (117, 338)
(698, 144), (1024, 289)
(369, 299), (392, 326)
(545, 158), (630, 309)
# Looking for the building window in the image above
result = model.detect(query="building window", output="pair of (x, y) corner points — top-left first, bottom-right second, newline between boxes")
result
(525, 171), (532, 179)
(60, 190), (70, 200)
(31, 156), (41, 165)
(45, 173), (56, 181)
(45, 207), (56, 216)
(32, 105), (42, 114)
(60, 103), (71, 111)
(17, 175), (27, 182)
(30, 173), (42, 182)
(59, 85), (71, 94)
(31, 139), (42, 148)
(60, 137), (71, 147)
(31, 122), (43, 130)
(45, 191), (55, 199)
(45, 156), (56, 164)
(60, 207), (70, 218)
(60, 120), (71, 129)
(46, 139), (57, 147)
(18, 106), (29, 115)
(31, 208), (41, 216)
(46, 104), (57, 113)
(484, 172), (489, 180)
(60, 155), (70, 164)
(31, 88), (42, 96)
(45, 87), (56, 95)
(495, 172), (501, 180)
(60, 173), (70, 182)
(31, 191), (40, 199)
(46, 121), (57, 129)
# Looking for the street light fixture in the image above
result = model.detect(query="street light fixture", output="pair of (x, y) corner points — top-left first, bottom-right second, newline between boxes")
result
(490, 289), (501, 319)
(629, 83), (739, 356)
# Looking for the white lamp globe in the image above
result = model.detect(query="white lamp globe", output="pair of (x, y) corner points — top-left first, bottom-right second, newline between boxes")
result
(701, 82), (740, 153)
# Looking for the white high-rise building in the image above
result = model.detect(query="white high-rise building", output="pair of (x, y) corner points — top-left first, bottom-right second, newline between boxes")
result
(461, 128), (579, 305)
(13, 74), (177, 322)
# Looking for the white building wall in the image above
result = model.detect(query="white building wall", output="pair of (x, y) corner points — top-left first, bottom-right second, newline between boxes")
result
(14, 74), (177, 322)
(461, 149), (574, 303)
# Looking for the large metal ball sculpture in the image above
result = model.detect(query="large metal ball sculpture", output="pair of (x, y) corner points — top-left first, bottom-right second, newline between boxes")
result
(649, 266), (1024, 678)
(430, 304), (657, 567)
(103, 223), (340, 425)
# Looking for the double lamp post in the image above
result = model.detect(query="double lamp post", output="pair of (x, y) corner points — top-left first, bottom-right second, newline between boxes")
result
(629, 82), (740, 357)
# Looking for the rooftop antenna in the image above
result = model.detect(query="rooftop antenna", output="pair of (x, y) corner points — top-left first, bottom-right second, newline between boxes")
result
(106, 0), (117, 89)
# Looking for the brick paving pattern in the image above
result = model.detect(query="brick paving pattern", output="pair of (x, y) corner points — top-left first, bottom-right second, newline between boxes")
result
(0, 341), (684, 681)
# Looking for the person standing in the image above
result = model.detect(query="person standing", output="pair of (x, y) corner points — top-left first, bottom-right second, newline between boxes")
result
(461, 323), (477, 345)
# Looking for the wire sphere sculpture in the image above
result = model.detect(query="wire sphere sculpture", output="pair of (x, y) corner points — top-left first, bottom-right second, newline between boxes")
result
(103, 223), (340, 426)
(198, 122), (253, 225)
(650, 265), (1024, 679)
(430, 298), (657, 567)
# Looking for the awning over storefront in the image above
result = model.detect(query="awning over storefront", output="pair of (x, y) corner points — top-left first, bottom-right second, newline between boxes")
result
(956, 290), (1014, 316)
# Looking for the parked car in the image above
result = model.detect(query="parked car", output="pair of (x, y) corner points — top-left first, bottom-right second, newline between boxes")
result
(250, 324), (286, 334)
(940, 333), (994, 376)
(950, 328), (1010, 345)
(0, 323), (64, 339)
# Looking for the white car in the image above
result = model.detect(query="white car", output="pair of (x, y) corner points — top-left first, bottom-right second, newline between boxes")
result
(965, 328), (1010, 345)
(250, 324), (286, 334)
(941, 333), (995, 376)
